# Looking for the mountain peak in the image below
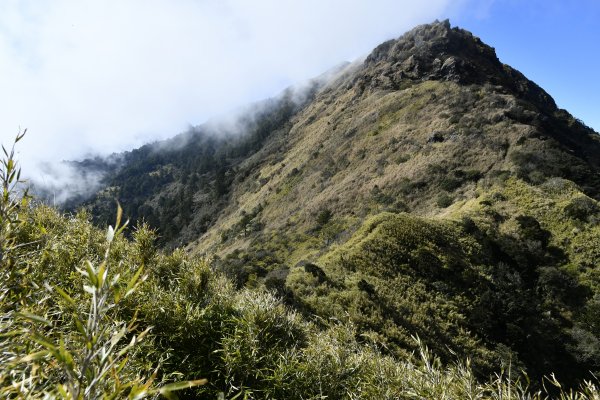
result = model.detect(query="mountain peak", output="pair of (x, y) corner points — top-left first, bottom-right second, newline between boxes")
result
(365, 19), (455, 64)
(360, 20), (557, 112)
(365, 19), (493, 62)
(61, 20), (600, 389)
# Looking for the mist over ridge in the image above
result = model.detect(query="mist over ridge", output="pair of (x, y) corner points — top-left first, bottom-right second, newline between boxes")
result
(30, 61), (354, 203)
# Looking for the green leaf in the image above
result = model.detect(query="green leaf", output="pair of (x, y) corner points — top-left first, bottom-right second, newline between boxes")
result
(160, 391), (178, 400)
(159, 379), (208, 395)
(97, 261), (108, 288)
(84, 260), (98, 286)
(116, 355), (129, 374)
(16, 312), (52, 326)
(116, 219), (130, 236)
(123, 265), (145, 299)
(0, 329), (27, 338)
(19, 350), (50, 363)
(58, 338), (75, 369)
(116, 203), (123, 229)
(31, 335), (58, 353)
(74, 316), (86, 335)
(54, 285), (76, 307)
(56, 384), (69, 398)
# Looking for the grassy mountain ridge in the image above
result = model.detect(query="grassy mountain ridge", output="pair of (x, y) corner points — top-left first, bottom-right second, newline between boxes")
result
(191, 21), (600, 257)
(73, 21), (600, 252)
(59, 20), (600, 390)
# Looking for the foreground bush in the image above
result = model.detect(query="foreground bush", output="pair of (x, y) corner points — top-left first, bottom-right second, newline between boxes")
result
(0, 135), (204, 398)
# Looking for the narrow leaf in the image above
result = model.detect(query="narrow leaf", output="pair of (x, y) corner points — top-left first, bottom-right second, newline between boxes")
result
(159, 379), (208, 394)
(98, 262), (107, 288)
(16, 312), (52, 327)
(54, 286), (76, 307)
(19, 350), (50, 363)
(116, 203), (123, 229)
(31, 335), (58, 353)
(124, 265), (145, 299)
(84, 260), (98, 286)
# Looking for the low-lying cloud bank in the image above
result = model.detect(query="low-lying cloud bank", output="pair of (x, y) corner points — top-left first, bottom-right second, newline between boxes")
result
(0, 0), (464, 187)
(27, 67), (350, 204)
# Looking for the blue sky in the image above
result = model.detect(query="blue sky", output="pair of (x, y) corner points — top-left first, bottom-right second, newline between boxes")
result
(0, 0), (598, 182)
(454, 0), (600, 132)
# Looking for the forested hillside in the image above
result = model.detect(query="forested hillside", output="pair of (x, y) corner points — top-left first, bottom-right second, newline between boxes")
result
(64, 74), (331, 249)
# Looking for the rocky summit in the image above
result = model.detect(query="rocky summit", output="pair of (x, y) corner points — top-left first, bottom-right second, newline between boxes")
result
(362, 20), (556, 110)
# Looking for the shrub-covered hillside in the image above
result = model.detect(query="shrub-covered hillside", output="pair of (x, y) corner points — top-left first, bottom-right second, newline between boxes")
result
(221, 176), (600, 389)
(3, 137), (600, 398)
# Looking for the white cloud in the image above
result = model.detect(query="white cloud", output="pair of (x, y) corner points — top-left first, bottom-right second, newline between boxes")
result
(0, 0), (463, 180)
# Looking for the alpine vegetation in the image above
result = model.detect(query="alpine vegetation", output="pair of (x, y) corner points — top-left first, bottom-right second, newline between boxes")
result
(4, 20), (600, 399)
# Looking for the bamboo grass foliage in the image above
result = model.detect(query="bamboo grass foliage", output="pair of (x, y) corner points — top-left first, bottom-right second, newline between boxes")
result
(21, 206), (158, 399)
(0, 132), (205, 399)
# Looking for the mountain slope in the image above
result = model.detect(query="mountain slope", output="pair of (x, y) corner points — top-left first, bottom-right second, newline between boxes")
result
(191, 20), (600, 258)
(71, 20), (600, 386)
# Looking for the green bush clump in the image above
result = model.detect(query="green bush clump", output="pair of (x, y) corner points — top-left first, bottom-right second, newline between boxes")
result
(316, 208), (333, 227)
(1, 134), (205, 398)
(436, 192), (454, 208)
(564, 196), (600, 221)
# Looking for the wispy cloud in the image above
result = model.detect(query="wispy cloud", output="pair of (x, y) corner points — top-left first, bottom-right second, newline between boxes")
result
(0, 0), (462, 180)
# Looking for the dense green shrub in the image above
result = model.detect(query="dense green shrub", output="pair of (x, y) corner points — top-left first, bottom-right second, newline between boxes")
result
(316, 208), (333, 226)
(436, 192), (454, 207)
(565, 196), (600, 221)
(287, 210), (600, 388)
(0, 135), (204, 398)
